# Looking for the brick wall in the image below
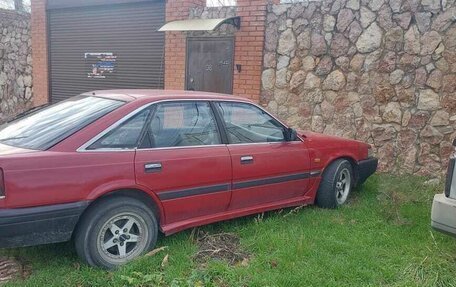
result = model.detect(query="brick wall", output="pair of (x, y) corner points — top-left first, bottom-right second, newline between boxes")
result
(30, 0), (48, 106)
(31, 0), (271, 103)
(164, 0), (269, 102)
(164, 0), (206, 90)
(232, 0), (268, 101)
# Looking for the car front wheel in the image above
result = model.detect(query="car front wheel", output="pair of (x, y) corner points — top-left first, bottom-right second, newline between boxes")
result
(74, 196), (158, 269)
(316, 159), (353, 209)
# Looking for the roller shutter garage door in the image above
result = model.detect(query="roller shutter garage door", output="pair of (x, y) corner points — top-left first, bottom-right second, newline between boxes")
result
(48, 0), (165, 102)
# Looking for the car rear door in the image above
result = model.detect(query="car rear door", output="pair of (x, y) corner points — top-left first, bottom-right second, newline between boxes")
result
(134, 101), (232, 224)
(213, 101), (311, 210)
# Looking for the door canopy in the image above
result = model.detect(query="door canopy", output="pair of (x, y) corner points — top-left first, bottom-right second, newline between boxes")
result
(158, 17), (241, 32)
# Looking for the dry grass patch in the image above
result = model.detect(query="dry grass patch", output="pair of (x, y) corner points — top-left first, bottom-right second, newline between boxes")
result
(193, 231), (250, 266)
(0, 257), (30, 284)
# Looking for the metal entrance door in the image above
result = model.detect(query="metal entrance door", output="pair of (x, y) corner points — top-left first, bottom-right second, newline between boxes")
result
(186, 37), (234, 94)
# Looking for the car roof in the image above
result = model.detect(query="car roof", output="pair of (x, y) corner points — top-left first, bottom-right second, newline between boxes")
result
(82, 89), (253, 104)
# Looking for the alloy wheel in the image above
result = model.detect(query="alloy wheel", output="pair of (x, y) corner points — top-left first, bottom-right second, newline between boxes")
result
(97, 212), (149, 264)
(335, 168), (351, 205)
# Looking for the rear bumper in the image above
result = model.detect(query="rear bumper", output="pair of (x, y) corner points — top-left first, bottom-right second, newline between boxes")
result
(357, 157), (378, 185)
(0, 201), (89, 248)
(431, 194), (456, 237)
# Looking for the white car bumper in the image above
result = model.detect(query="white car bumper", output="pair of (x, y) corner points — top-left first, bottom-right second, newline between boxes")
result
(431, 193), (456, 237)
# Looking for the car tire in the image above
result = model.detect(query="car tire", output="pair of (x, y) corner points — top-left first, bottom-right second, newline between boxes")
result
(316, 159), (353, 209)
(74, 196), (158, 269)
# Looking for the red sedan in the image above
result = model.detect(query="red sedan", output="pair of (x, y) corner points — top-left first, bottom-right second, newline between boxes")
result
(0, 90), (377, 268)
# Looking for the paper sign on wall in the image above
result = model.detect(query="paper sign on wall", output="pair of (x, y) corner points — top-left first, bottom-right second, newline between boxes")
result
(84, 52), (117, 79)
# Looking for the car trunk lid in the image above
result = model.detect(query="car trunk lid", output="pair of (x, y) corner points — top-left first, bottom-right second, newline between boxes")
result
(0, 143), (37, 156)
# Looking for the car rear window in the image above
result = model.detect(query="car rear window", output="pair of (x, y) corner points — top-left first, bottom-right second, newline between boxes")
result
(0, 96), (124, 150)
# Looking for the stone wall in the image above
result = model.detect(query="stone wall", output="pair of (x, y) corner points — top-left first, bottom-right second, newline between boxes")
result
(0, 9), (32, 122)
(261, 0), (456, 176)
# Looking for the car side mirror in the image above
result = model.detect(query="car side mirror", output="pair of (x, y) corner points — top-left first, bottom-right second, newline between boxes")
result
(285, 128), (298, 141)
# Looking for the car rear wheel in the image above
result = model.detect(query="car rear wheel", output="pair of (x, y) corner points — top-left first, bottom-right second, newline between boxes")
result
(74, 196), (158, 269)
(316, 159), (353, 209)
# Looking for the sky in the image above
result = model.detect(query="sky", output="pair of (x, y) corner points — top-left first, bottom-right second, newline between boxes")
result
(206, 0), (236, 7)
(0, 0), (31, 12)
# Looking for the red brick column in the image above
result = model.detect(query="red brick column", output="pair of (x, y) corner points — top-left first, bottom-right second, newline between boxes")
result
(31, 0), (49, 106)
(164, 0), (268, 101)
(164, 0), (205, 90)
(232, 0), (268, 102)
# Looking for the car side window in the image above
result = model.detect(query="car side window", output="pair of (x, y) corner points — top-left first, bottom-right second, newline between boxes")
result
(141, 101), (221, 148)
(87, 109), (150, 150)
(215, 102), (286, 144)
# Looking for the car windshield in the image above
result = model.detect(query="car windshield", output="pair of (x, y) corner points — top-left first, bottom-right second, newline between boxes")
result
(0, 96), (124, 150)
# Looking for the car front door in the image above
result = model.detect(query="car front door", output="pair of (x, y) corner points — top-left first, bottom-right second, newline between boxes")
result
(134, 101), (232, 225)
(214, 101), (311, 210)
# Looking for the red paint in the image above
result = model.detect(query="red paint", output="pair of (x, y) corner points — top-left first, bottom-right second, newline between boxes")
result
(135, 146), (232, 224)
(227, 142), (310, 210)
(0, 90), (372, 235)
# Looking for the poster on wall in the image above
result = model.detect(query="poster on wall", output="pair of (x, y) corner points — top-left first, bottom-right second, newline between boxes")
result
(84, 52), (117, 79)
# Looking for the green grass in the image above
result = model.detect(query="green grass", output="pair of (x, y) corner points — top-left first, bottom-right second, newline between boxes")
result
(3, 174), (456, 287)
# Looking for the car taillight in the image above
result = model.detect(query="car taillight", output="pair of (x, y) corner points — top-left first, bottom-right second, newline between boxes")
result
(0, 169), (4, 197)
(367, 146), (374, 158)
(445, 139), (456, 199)
(445, 158), (455, 198)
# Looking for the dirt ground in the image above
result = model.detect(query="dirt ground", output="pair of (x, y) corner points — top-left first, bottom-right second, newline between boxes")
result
(193, 231), (250, 266)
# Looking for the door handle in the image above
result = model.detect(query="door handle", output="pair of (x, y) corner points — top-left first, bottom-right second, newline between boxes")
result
(240, 155), (254, 164)
(145, 163), (162, 173)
